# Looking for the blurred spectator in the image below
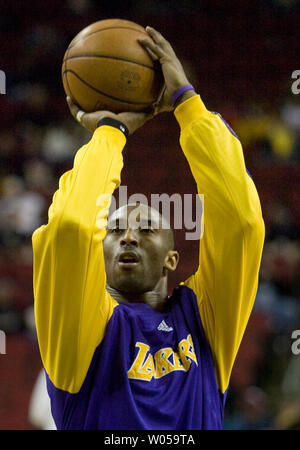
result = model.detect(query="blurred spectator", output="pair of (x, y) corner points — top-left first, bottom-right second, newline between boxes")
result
(233, 109), (296, 163)
(224, 386), (272, 430)
(11, 84), (49, 116)
(255, 280), (299, 336)
(23, 305), (36, 341)
(260, 237), (300, 297)
(0, 174), (46, 238)
(0, 277), (23, 334)
(266, 203), (300, 241)
(67, 0), (92, 15)
(266, 117), (295, 160)
(23, 159), (55, 197)
(281, 356), (300, 402)
(28, 369), (56, 430)
(281, 99), (300, 133)
(25, 298), (56, 429)
(272, 398), (300, 430)
(41, 122), (82, 163)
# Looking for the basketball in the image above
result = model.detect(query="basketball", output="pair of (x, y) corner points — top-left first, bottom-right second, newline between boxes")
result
(61, 19), (164, 113)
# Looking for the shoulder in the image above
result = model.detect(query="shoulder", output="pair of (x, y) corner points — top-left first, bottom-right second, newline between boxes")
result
(168, 285), (203, 329)
(169, 284), (198, 307)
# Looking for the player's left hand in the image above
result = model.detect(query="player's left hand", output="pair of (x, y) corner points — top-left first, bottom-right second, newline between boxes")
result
(66, 97), (155, 135)
(138, 26), (196, 113)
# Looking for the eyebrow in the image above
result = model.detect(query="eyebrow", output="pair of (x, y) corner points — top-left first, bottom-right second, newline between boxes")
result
(107, 217), (161, 229)
(107, 218), (126, 229)
(139, 218), (159, 228)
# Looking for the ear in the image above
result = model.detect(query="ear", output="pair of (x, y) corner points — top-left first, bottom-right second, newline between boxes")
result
(164, 250), (179, 272)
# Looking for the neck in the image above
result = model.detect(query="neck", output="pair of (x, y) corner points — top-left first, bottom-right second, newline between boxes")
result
(106, 278), (169, 312)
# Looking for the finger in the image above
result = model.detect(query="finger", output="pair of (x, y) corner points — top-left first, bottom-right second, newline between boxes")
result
(138, 39), (157, 61)
(154, 83), (166, 106)
(145, 26), (168, 47)
(145, 26), (163, 44)
(66, 96), (80, 118)
(145, 26), (175, 56)
(138, 38), (164, 60)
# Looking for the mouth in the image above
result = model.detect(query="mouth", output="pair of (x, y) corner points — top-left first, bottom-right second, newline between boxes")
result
(118, 251), (140, 268)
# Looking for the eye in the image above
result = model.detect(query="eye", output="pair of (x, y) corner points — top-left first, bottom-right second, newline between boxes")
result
(139, 227), (154, 234)
(110, 227), (123, 234)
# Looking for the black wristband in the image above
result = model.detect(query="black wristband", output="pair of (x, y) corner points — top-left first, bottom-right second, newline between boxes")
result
(97, 117), (129, 138)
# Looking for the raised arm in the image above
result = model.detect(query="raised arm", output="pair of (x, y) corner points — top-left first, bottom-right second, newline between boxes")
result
(32, 102), (154, 394)
(175, 96), (265, 393)
(140, 27), (265, 395)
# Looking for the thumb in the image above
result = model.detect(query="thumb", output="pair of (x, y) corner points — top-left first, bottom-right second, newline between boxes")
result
(66, 96), (82, 119)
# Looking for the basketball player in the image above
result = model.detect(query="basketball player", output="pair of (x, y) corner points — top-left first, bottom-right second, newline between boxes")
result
(32, 27), (265, 429)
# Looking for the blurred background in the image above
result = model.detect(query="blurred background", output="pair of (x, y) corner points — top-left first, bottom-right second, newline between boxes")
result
(0, 0), (300, 430)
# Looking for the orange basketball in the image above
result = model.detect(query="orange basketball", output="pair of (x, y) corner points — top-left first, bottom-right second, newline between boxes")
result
(62, 19), (164, 113)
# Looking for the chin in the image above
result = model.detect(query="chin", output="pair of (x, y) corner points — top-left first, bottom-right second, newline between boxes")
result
(115, 281), (147, 295)
(112, 274), (151, 296)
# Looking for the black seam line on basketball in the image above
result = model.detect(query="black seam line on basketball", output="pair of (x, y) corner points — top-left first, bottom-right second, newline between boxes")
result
(64, 69), (151, 105)
(63, 50), (76, 106)
(63, 48), (82, 110)
(63, 54), (155, 71)
(67, 26), (149, 50)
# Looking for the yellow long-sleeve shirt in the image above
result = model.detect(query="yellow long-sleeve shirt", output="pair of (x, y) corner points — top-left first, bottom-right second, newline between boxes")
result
(32, 95), (265, 430)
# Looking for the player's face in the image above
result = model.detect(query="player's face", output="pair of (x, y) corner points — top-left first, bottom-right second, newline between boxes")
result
(103, 204), (176, 295)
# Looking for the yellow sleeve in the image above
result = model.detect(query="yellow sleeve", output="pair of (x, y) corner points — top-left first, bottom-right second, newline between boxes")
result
(32, 125), (125, 393)
(175, 96), (265, 393)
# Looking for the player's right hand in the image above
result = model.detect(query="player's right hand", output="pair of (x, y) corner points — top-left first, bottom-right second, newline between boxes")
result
(66, 97), (155, 135)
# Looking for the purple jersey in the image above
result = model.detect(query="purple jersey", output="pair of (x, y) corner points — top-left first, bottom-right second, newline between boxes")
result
(46, 285), (226, 429)
(32, 96), (264, 430)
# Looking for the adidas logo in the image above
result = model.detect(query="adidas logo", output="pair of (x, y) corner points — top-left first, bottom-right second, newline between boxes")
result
(157, 320), (173, 332)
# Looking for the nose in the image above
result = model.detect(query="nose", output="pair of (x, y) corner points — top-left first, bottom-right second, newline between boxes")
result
(120, 228), (138, 247)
